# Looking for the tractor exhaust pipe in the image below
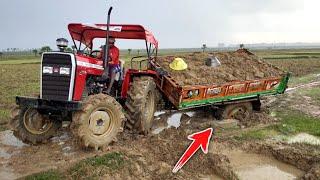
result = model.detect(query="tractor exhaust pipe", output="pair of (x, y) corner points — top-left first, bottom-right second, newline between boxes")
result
(103, 6), (113, 77)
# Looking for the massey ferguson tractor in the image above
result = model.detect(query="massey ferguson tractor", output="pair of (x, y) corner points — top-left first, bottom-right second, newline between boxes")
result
(10, 8), (160, 150)
(10, 7), (289, 150)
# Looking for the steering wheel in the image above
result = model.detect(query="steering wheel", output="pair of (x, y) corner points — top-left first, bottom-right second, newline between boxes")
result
(90, 50), (102, 58)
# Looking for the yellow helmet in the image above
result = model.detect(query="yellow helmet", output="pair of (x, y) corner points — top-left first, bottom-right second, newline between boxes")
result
(169, 58), (188, 71)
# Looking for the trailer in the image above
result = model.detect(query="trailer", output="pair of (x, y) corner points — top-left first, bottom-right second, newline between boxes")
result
(150, 58), (289, 119)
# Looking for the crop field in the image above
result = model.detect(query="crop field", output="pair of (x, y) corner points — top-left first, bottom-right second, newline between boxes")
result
(0, 48), (320, 179)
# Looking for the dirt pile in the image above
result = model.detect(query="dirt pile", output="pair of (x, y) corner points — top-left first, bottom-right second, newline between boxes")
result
(114, 128), (239, 179)
(157, 52), (284, 86)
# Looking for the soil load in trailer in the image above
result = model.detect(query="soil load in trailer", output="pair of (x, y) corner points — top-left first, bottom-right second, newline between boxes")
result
(152, 51), (289, 109)
(157, 52), (284, 86)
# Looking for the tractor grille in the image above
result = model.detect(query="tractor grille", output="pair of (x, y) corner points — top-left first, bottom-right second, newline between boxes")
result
(41, 53), (74, 101)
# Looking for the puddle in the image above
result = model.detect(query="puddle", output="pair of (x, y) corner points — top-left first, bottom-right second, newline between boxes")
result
(154, 111), (166, 117)
(152, 111), (196, 134)
(223, 150), (304, 180)
(237, 165), (298, 180)
(185, 111), (196, 117)
(0, 130), (26, 148)
(287, 133), (320, 146)
(167, 113), (183, 128)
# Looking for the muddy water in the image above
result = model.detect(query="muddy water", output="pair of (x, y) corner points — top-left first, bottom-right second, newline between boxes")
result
(0, 131), (26, 148)
(0, 131), (25, 180)
(222, 150), (304, 180)
(152, 111), (196, 134)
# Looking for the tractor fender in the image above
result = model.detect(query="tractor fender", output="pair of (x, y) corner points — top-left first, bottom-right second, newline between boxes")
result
(121, 69), (157, 98)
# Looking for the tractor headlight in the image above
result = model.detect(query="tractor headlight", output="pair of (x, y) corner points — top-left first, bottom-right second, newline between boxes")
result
(43, 66), (53, 74)
(56, 38), (68, 51)
(60, 67), (70, 75)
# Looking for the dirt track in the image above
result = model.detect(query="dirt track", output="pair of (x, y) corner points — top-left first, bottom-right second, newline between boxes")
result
(157, 52), (284, 86)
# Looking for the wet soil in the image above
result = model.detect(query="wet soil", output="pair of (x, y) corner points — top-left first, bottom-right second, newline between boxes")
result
(157, 52), (284, 86)
(0, 107), (315, 180)
(1, 80), (320, 179)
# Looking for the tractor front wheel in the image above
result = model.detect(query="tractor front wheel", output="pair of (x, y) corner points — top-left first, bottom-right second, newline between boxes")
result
(71, 94), (125, 150)
(10, 107), (61, 144)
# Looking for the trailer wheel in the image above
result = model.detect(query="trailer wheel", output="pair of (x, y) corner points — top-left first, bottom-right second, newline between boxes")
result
(124, 76), (157, 135)
(220, 102), (253, 120)
(71, 94), (125, 150)
(9, 107), (61, 144)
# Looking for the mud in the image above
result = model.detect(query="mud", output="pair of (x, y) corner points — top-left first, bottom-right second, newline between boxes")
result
(1, 80), (320, 179)
(157, 52), (284, 86)
(0, 110), (317, 180)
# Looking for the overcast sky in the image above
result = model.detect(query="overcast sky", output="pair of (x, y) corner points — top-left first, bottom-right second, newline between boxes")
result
(1, 0), (319, 50)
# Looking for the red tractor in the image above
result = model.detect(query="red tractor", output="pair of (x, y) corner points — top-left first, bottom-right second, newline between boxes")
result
(10, 8), (160, 150)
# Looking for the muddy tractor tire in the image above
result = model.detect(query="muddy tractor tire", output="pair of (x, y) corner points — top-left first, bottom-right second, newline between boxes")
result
(9, 106), (61, 144)
(124, 76), (157, 135)
(71, 94), (125, 150)
(219, 102), (253, 120)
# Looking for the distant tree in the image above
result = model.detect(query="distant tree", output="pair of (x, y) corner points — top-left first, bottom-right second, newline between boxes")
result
(32, 49), (38, 57)
(201, 44), (207, 52)
(6, 48), (9, 52)
(240, 44), (244, 49)
(65, 47), (73, 52)
(128, 49), (132, 55)
(0, 52), (3, 58)
(40, 46), (52, 53)
(137, 50), (140, 56)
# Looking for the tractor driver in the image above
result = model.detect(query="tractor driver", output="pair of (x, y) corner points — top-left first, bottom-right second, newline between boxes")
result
(98, 37), (121, 94)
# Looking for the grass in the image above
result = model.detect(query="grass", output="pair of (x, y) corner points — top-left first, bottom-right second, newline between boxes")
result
(0, 64), (39, 130)
(300, 87), (320, 103)
(275, 110), (320, 136)
(235, 110), (320, 141)
(0, 59), (40, 65)
(288, 73), (320, 86)
(235, 127), (279, 141)
(25, 170), (63, 180)
(24, 152), (125, 180)
(68, 152), (125, 179)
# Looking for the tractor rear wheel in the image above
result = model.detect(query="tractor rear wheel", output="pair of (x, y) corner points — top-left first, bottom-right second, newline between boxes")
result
(219, 102), (253, 120)
(10, 106), (61, 144)
(71, 94), (125, 150)
(124, 76), (157, 135)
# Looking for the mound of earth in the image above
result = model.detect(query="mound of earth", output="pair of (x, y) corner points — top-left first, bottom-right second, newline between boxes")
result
(156, 52), (284, 86)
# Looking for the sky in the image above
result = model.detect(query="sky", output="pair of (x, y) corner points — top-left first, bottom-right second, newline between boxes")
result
(1, 0), (320, 50)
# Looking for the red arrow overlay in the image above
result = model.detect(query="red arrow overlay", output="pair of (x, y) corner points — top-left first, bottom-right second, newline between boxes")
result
(172, 128), (214, 173)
